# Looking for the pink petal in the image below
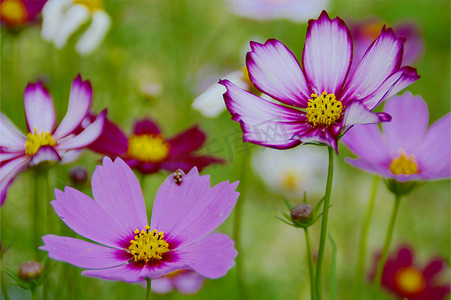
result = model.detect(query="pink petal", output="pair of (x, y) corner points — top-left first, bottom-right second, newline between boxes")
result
(172, 271), (205, 294)
(342, 101), (391, 127)
(423, 259), (445, 281)
(342, 27), (405, 104)
(56, 110), (106, 151)
(168, 126), (206, 159)
(53, 75), (93, 139)
(91, 157), (148, 236)
(177, 233), (237, 279)
(246, 39), (310, 107)
(151, 277), (174, 294)
(345, 157), (392, 178)
(302, 11), (352, 96)
(220, 80), (307, 149)
(51, 187), (133, 248)
(24, 82), (56, 132)
(0, 114), (26, 150)
(30, 146), (60, 166)
(0, 156), (29, 205)
(0, 152), (23, 162)
(161, 155), (225, 173)
(40, 235), (127, 269)
(133, 118), (161, 135)
(88, 116), (128, 156)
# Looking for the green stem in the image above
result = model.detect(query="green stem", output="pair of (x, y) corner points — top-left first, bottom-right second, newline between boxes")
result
(354, 176), (379, 299)
(31, 288), (37, 300)
(304, 228), (316, 300)
(373, 194), (402, 293)
(146, 278), (152, 300)
(1, 275), (10, 300)
(315, 146), (335, 300)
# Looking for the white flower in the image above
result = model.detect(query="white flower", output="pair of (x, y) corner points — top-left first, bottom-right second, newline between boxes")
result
(41, 0), (111, 55)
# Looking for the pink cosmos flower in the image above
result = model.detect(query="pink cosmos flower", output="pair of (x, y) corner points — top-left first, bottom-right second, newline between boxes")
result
(152, 270), (204, 294)
(0, 0), (46, 27)
(342, 92), (450, 181)
(87, 117), (224, 174)
(0, 75), (106, 204)
(220, 11), (419, 152)
(40, 157), (239, 282)
(370, 246), (450, 300)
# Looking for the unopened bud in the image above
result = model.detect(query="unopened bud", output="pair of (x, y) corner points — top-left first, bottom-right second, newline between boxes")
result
(18, 261), (44, 282)
(290, 203), (313, 223)
(70, 166), (88, 184)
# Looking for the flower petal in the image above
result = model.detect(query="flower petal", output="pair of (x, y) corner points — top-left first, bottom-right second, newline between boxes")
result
(220, 80), (306, 149)
(177, 233), (237, 279)
(302, 11), (352, 96)
(24, 82), (56, 132)
(345, 157), (393, 178)
(53, 4), (90, 49)
(0, 156), (29, 205)
(91, 157), (148, 236)
(41, 0), (72, 41)
(342, 101), (391, 128)
(167, 126), (205, 159)
(423, 259), (445, 281)
(56, 110), (106, 151)
(75, 10), (111, 55)
(151, 277), (174, 294)
(30, 146), (60, 166)
(53, 75), (93, 140)
(133, 118), (161, 135)
(161, 155), (225, 173)
(40, 235), (127, 269)
(88, 116), (129, 156)
(246, 39), (310, 107)
(295, 126), (339, 152)
(172, 271), (204, 294)
(0, 114), (26, 150)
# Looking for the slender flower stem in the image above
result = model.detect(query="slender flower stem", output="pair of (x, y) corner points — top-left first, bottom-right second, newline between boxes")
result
(304, 228), (316, 300)
(31, 289), (37, 300)
(373, 194), (402, 292)
(354, 176), (379, 299)
(146, 278), (152, 300)
(315, 146), (335, 300)
(1, 275), (10, 300)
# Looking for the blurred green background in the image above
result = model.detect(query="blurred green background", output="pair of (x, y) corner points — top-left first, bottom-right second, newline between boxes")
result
(1, 0), (449, 299)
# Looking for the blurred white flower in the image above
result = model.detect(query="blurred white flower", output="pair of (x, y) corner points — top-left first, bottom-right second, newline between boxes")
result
(228, 0), (329, 23)
(41, 0), (111, 55)
(251, 146), (328, 197)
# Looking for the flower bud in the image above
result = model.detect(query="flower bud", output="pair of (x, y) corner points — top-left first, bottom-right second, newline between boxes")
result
(18, 261), (44, 282)
(290, 203), (313, 223)
(70, 166), (88, 184)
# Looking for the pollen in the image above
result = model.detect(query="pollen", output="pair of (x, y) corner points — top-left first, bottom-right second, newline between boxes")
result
(24, 128), (57, 156)
(306, 91), (343, 127)
(127, 134), (170, 163)
(0, 0), (28, 26)
(73, 0), (103, 12)
(394, 267), (426, 295)
(390, 151), (419, 175)
(127, 226), (170, 263)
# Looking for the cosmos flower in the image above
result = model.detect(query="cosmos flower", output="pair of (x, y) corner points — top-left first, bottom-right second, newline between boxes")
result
(227, 0), (329, 23)
(0, 75), (106, 205)
(151, 270), (204, 294)
(371, 245), (450, 300)
(41, 0), (111, 55)
(87, 117), (224, 174)
(342, 92), (450, 181)
(251, 146), (327, 197)
(0, 0), (46, 27)
(40, 157), (239, 282)
(220, 11), (419, 152)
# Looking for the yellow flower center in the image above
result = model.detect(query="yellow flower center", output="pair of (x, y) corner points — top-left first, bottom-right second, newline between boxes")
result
(395, 267), (426, 295)
(281, 171), (300, 191)
(127, 226), (170, 263)
(390, 151), (419, 175)
(306, 91), (343, 127)
(0, 0), (28, 26)
(24, 129), (57, 156)
(73, 0), (103, 12)
(127, 134), (170, 163)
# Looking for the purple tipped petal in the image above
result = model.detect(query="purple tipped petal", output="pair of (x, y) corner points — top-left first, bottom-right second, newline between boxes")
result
(177, 233), (237, 279)
(0, 114), (26, 150)
(24, 82), (56, 133)
(303, 11), (352, 95)
(133, 118), (161, 135)
(221, 80), (307, 149)
(30, 146), (60, 166)
(91, 157), (148, 236)
(342, 101), (391, 127)
(51, 187), (132, 248)
(40, 235), (127, 269)
(342, 27), (405, 104)
(88, 116), (128, 156)
(246, 39), (310, 107)
(56, 110), (106, 151)
(0, 156), (29, 205)
(168, 126), (206, 159)
(53, 75), (93, 139)
(296, 126), (338, 152)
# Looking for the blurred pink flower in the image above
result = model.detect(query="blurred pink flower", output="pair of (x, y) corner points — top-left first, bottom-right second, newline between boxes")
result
(152, 270), (204, 294)
(0, 0), (46, 27)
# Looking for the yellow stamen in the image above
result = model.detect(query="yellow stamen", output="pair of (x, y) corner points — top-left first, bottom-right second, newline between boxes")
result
(24, 129), (56, 156)
(281, 171), (300, 191)
(73, 0), (103, 12)
(127, 226), (170, 263)
(394, 267), (426, 295)
(390, 151), (419, 175)
(306, 91), (343, 127)
(127, 134), (170, 163)
(0, 0), (28, 26)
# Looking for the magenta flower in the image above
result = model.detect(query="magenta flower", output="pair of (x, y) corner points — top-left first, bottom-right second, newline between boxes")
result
(40, 157), (239, 282)
(0, 0), (46, 27)
(220, 11), (419, 152)
(342, 92), (450, 181)
(151, 270), (204, 294)
(87, 117), (224, 174)
(0, 75), (106, 204)
(370, 245), (450, 300)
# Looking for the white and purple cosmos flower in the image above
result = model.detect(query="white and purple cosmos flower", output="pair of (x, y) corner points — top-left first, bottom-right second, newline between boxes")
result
(41, 157), (239, 282)
(342, 92), (450, 182)
(220, 11), (420, 152)
(0, 75), (106, 204)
